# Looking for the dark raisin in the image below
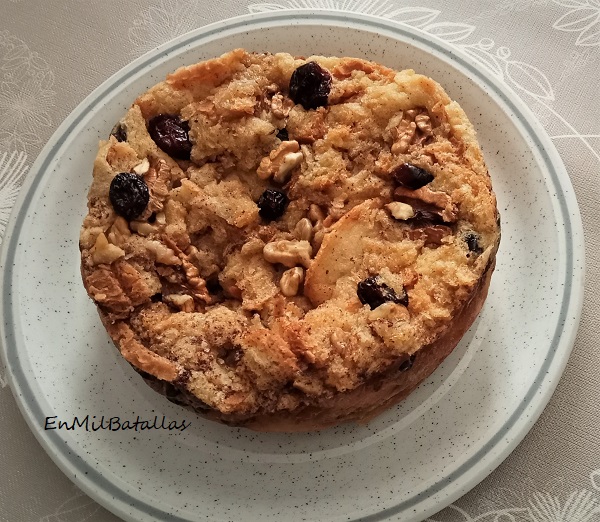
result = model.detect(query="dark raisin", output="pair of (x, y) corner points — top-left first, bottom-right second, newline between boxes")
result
(392, 163), (434, 190)
(357, 276), (408, 309)
(399, 355), (416, 372)
(206, 277), (222, 294)
(408, 209), (445, 227)
(148, 114), (192, 160)
(276, 128), (289, 141)
(109, 173), (149, 221)
(257, 189), (289, 221)
(465, 232), (483, 254)
(289, 62), (332, 110)
(110, 122), (127, 142)
(150, 292), (163, 302)
(392, 195), (446, 226)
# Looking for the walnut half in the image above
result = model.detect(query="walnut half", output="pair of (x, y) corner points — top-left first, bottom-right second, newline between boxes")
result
(257, 140), (303, 183)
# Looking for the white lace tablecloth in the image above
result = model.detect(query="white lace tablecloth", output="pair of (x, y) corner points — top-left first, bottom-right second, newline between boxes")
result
(1, 1), (598, 520)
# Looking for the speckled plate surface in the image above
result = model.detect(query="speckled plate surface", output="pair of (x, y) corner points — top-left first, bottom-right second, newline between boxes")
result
(0, 11), (584, 522)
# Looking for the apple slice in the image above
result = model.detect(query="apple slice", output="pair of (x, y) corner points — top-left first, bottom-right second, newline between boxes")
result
(304, 198), (384, 305)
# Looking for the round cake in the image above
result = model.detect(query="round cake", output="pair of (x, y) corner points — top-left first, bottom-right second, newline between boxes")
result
(79, 49), (500, 431)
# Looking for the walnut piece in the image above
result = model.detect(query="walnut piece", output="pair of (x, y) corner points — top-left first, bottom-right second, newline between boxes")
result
(415, 113), (432, 134)
(257, 140), (303, 183)
(91, 232), (125, 265)
(130, 220), (157, 236)
(164, 294), (195, 312)
(263, 240), (313, 268)
(308, 204), (325, 224)
(143, 158), (172, 215)
(145, 240), (181, 265)
(391, 120), (416, 154)
(293, 218), (313, 241)
(162, 235), (211, 303)
(394, 186), (457, 222)
(386, 201), (415, 221)
(133, 158), (150, 175)
(107, 217), (131, 248)
(368, 302), (410, 321)
(270, 93), (293, 119)
(280, 267), (304, 297)
(390, 108), (435, 154)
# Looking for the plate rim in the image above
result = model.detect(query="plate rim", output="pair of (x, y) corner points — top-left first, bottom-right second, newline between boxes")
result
(0, 9), (585, 522)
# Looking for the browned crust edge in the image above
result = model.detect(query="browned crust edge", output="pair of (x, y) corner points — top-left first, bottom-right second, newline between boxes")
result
(93, 255), (496, 432)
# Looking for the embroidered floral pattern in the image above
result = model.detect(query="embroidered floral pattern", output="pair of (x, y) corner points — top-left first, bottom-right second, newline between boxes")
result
(427, 473), (600, 521)
(39, 486), (102, 522)
(0, 31), (55, 153)
(553, 0), (600, 46)
(0, 150), (28, 239)
(128, 0), (206, 56)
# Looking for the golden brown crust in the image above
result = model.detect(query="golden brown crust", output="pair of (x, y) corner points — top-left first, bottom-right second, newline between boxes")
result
(80, 49), (500, 431)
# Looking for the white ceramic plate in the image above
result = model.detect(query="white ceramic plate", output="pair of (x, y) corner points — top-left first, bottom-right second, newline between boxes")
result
(0, 11), (584, 522)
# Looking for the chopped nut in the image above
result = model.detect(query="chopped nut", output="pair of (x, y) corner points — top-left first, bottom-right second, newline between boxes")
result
(91, 232), (125, 265)
(389, 108), (435, 154)
(415, 113), (432, 134)
(164, 294), (195, 312)
(308, 204), (325, 223)
(133, 158), (150, 175)
(391, 121), (416, 154)
(107, 217), (131, 247)
(145, 240), (181, 265)
(143, 158), (171, 215)
(263, 240), (312, 268)
(257, 140), (302, 183)
(280, 267), (304, 297)
(330, 330), (347, 354)
(368, 301), (410, 321)
(155, 212), (166, 225)
(394, 186), (457, 222)
(130, 220), (157, 236)
(404, 109), (419, 120)
(271, 93), (293, 119)
(386, 201), (415, 221)
(276, 152), (303, 183)
(294, 218), (313, 241)
(312, 228), (325, 252)
(162, 235), (211, 303)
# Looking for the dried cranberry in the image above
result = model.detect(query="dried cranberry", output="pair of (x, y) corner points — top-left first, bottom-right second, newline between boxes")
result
(465, 232), (483, 254)
(276, 128), (289, 141)
(258, 189), (289, 221)
(392, 163), (434, 190)
(407, 209), (445, 227)
(289, 62), (332, 110)
(399, 355), (416, 372)
(110, 122), (127, 142)
(148, 114), (192, 160)
(109, 173), (149, 221)
(357, 276), (408, 309)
